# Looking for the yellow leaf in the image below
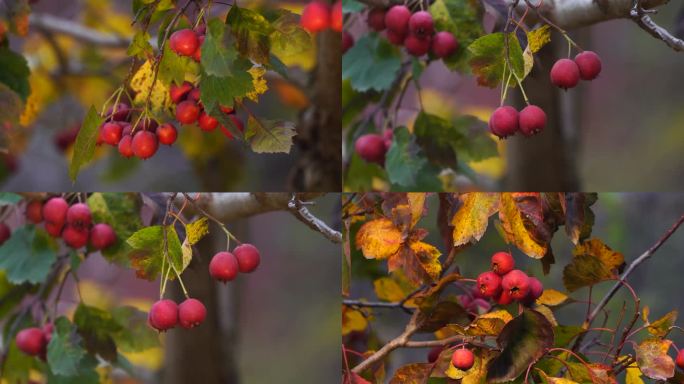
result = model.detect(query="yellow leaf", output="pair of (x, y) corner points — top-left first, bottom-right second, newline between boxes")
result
(445, 349), (496, 383)
(527, 25), (552, 54)
(245, 66), (268, 102)
(373, 274), (418, 308)
(625, 363), (645, 384)
(130, 60), (170, 112)
(573, 238), (624, 272)
(185, 217), (209, 246)
(537, 370), (579, 384)
(342, 307), (368, 335)
(20, 71), (56, 126)
(535, 305), (558, 326)
(355, 218), (403, 260)
(498, 193), (547, 258)
(538, 289), (569, 306)
(451, 193), (500, 246)
(407, 193), (426, 228)
(408, 240), (442, 282)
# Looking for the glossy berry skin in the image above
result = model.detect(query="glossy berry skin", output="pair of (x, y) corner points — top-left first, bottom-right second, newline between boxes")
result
(404, 35), (431, 57)
(431, 31), (458, 58)
(451, 349), (475, 371)
(676, 349), (684, 370)
(16, 328), (46, 356)
(45, 221), (63, 237)
(178, 298), (207, 329)
(386, 29), (406, 45)
(355, 134), (386, 164)
(491, 252), (514, 275)
(427, 346), (443, 363)
(149, 299), (178, 331)
(66, 203), (91, 228)
(502, 269), (530, 300)
(106, 103), (131, 122)
(489, 106), (519, 138)
(301, 1), (331, 33)
(43, 197), (68, 225)
(192, 35), (205, 62)
(169, 81), (193, 104)
(523, 277), (544, 305)
(140, 119), (159, 132)
(331, 1), (342, 32)
(26, 200), (43, 224)
(476, 271), (502, 298)
(385, 5), (411, 34)
(0, 223), (10, 246)
(408, 11), (434, 38)
(234, 243), (261, 273)
(198, 112), (219, 132)
(169, 29), (199, 57)
(519, 105), (547, 137)
(118, 135), (134, 158)
(574, 51), (602, 81)
(367, 8), (386, 31)
(132, 131), (159, 160)
(175, 101), (200, 125)
(156, 123), (178, 145)
(550, 59), (580, 90)
(62, 225), (89, 249)
(187, 88), (201, 104)
(101, 122), (123, 146)
(496, 289), (513, 305)
(209, 251), (239, 283)
(342, 31), (354, 54)
(90, 223), (116, 250)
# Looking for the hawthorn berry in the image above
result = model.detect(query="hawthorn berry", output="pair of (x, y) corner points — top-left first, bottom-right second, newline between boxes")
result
(169, 81), (194, 104)
(0, 223), (10, 246)
(176, 101), (201, 125)
(62, 225), (89, 249)
(187, 88), (201, 104)
(178, 298), (207, 329)
(676, 349), (684, 370)
(101, 123), (122, 146)
(66, 203), (92, 228)
(198, 112), (219, 132)
(382, 129), (393, 149)
(209, 251), (239, 283)
(342, 31), (354, 54)
(140, 119), (159, 132)
(384, 5), (411, 34)
(408, 11), (434, 38)
(476, 271), (502, 298)
(404, 35), (431, 57)
(550, 58), (580, 90)
(26, 200), (43, 224)
(574, 51), (602, 81)
(496, 289), (513, 306)
(170, 29), (199, 57)
(451, 349), (474, 371)
(118, 135), (134, 158)
(301, 1), (331, 33)
(43, 197), (68, 225)
(15, 328), (46, 356)
(132, 131), (159, 160)
(431, 31), (458, 58)
(427, 346), (443, 363)
(489, 106), (519, 138)
(156, 123), (178, 145)
(386, 29), (406, 45)
(491, 251), (514, 275)
(234, 243), (261, 273)
(106, 103), (131, 122)
(220, 105), (235, 115)
(501, 269), (530, 301)
(367, 8), (386, 31)
(149, 299), (178, 331)
(90, 223), (116, 250)
(192, 35), (205, 62)
(331, 1), (343, 32)
(42, 323), (54, 344)
(523, 276), (544, 305)
(354, 134), (386, 164)
(518, 105), (547, 137)
(45, 221), (63, 237)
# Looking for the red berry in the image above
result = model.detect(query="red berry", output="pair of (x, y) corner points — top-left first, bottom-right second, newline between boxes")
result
(491, 252), (514, 275)
(523, 277), (543, 305)
(677, 349), (684, 370)
(342, 31), (354, 54)
(169, 29), (199, 57)
(331, 1), (342, 32)
(234, 243), (261, 273)
(501, 270), (530, 301)
(106, 103), (131, 122)
(132, 131), (159, 160)
(118, 135), (134, 158)
(451, 349), (474, 370)
(66, 203), (91, 228)
(574, 51), (602, 81)
(101, 122), (123, 146)
(169, 81), (193, 104)
(427, 346), (443, 363)
(90, 223), (116, 250)
(187, 88), (201, 104)
(301, 1), (331, 33)
(367, 8), (386, 31)
(476, 271), (502, 298)
(194, 24), (206, 36)
(550, 58), (580, 89)
(198, 112), (219, 132)
(140, 119), (159, 132)
(0, 223), (10, 246)
(431, 31), (458, 58)
(43, 197), (68, 225)
(156, 123), (178, 145)
(404, 35), (431, 56)
(384, 5), (411, 34)
(386, 29), (406, 45)
(518, 105), (546, 137)
(15, 328), (46, 356)
(62, 225), (89, 249)
(382, 129), (393, 149)
(408, 11), (434, 37)
(209, 252), (239, 282)
(489, 106), (519, 138)
(354, 134), (386, 164)
(178, 298), (207, 329)
(26, 200), (43, 224)
(496, 289), (513, 305)
(149, 299), (178, 331)
(42, 323), (54, 344)
(45, 221), (63, 237)
(220, 105), (235, 115)
(192, 35), (205, 62)
(176, 101), (200, 125)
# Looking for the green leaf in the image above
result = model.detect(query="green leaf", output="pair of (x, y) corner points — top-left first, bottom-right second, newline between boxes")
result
(126, 225), (183, 281)
(344, 153), (387, 191)
(244, 116), (296, 153)
(69, 106), (104, 182)
(127, 31), (153, 59)
(342, 0), (365, 13)
(0, 192), (22, 206)
(158, 44), (198, 86)
(47, 355), (99, 384)
(342, 34), (401, 92)
(47, 317), (87, 377)
(429, 0), (484, 71)
(385, 126), (428, 187)
(199, 60), (254, 110)
(0, 83), (24, 127)
(269, 10), (312, 65)
(202, 18), (241, 77)
(227, 5), (272, 64)
(0, 226), (57, 284)
(87, 193), (142, 266)
(74, 304), (122, 362)
(2, 340), (40, 383)
(468, 32), (524, 88)
(0, 47), (30, 101)
(111, 306), (159, 352)
(413, 113), (497, 164)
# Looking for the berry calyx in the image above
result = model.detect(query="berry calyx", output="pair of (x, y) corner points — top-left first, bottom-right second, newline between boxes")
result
(175, 101), (201, 125)
(367, 8), (386, 31)
(476, 271), (502, 298)
(550, 58), (580, 90)
(66, 203), (92, 228)
(26, 200), (43, 224)
(518, 105), (547, 137)
(676, 349), (684, 370)
(209, 251), (239, 283)
(62, 225), (89, 249)
(342, 31), (354, 54)
(132, 131), (159, 160)
(43, 197), (68, 225)
(90, 223), (116, 250)
(178, 298), (207, 329)
(198, 112), (219, 132)
(149, 299), (178, 331)
(451, 349), (475, 371)
(15, 328), (46, 356)
(574, 51), (602, 81)
(169, 29), (199, 57)
(331, 1), (342, 32)
(408, 11), (434, 38)
(404, 35), (431, 57)
(384, 5), (411, 34)
(354, 134), (386, 164)
(431, 31), (458, 58)
(118, 135), (134, 158)
(234, 243), (261, 273)
(489, 106), (519, 138)
(169, 81), (194, 104)
(156, 123), (178, 146)
(301, 1), (331, 33)
(501, 269), (530, 300)
(0, 223), (10, 246)
(491, 252), (514, 275)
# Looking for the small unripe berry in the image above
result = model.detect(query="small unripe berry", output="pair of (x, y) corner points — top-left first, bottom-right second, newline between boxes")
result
(234, 243), (261, 273)
(367, 8), (386, 31)
(156, 123), (178, 146)
(132, 131), (159, 160)
(451, 349), (474, 370)
(502, 269), (530, 301)
(489, 106), (519, 138)
(169, 81), (194, 104)
(66, 203), (92, 228)
(408, 11), (434, 38)
(15, 328), (46, 356)
(427, 346), (443, 363)
(43, 197), (68, 225)
(404, 35), (431, 57)
(169, 29), (199, 57)
(431, 31), (458, 58)
(178, 298), (207, 329)
(676, 349), (684, 370)
(342, 31), (354, 54)
(149, 299), (178, 331)
(550, 58), (580, 90)
(386, 29), (406, 45)
(62, 225), (89, 249)
(384, 5), (411, 34)
(45, 221), (63, 237)
(301, 1), (331, 33)
(26, 200), (43, 224)
(198, 112), (219, 132)
(574, 51), (602, 81)
(0, 223), (10, 246)
(491, 252), (514, 275)
(331, 1), (342, 32)
(209, 251), (239, 283)
(355, 134), (386, 164)
(476, 271), (502, 298)
(101, 122), (122, 146)
(175, 101), (200, 125)
(523, 277), (544, 305)
(518, 105), (546, 137)
(90, 223), (116, 250)
(118, 135), (134, 158)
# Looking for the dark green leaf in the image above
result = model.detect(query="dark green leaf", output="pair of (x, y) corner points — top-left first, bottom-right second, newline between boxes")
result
(385, 126), (428, 187)
(126, 225), (183, 281)
(344, 153), (387, 191)
(74, 304), (122, 362)
(0, 192), (22, 206)
(127, 31), (153, 59)
(468, 32), (524, 88)
(158, 44), (198, 86)
(0, 47), (30, 101)
(227, 5), (273, 64)
(69, 106), (104, 182)
(0, 226), (57, 284)
(47, 317), (86, 377)
(0, 83), (24, 127)
(342, 34), (401, 92)
(342, 0), (365, 13)
(87, 193), (142, 266)
(429, 0), (485, 71)
(111, 306), (159, 352)
(202, 18), (241, 77)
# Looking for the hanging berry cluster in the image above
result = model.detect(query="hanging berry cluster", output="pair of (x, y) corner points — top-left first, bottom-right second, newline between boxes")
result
(474, 251), (544, 306)
(300, 0), (342, 34)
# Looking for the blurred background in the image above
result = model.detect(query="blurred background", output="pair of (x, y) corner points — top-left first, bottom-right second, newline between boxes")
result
(346, 193), (684, 380)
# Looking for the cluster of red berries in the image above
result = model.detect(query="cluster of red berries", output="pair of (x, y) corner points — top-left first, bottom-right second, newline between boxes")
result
(26, 197), (116, 250)
(169, 25), (206, 62)
(475, 251), (543, 306)
(488, 104), (547, 139)
(209, 243), (261, 282)
(300, 0), (342, 34)
(148, 297), (207, 331)
(550, 51), (602, 90)
(15, 323), (53, 359)
(169, 81), (244, 138)
(354, 130), (392, 165)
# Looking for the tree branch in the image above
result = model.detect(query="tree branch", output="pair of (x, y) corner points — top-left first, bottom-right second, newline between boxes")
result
(630, 0), (684, 51)
(287, 196), (342, 244)
(28, 13), (135, 48)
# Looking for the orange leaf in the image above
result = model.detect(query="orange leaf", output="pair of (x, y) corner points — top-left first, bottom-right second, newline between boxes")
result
(355, 218), (403, 260)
